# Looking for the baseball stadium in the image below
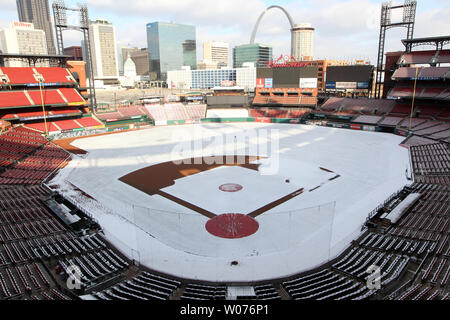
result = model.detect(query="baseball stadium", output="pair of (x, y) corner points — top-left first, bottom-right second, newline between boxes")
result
(0, 1), (448, 302)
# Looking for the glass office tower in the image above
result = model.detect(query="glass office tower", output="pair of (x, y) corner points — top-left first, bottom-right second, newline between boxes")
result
(146, 22), (197, 81)
(233, 43), (272, 68)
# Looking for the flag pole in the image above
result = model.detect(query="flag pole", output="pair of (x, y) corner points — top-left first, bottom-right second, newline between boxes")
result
(409, 66), (420, 133)
(39, 79), (49, 136)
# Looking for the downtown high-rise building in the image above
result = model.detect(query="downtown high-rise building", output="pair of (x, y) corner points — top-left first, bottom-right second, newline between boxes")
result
(0, 21), (48, 67)
(146, 22), (197, 81)
(292, 23), (315, 61)
(233, 43), (272, 68)
(88, 19), (119, 82)
(130, 49), (150, 76)
(64, 46), (83, 61)
(16, 0), (56, 55)
(203, 41), (229, 67)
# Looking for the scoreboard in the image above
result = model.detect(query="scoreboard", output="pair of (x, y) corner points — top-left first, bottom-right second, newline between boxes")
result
(256, 66), (318, 89)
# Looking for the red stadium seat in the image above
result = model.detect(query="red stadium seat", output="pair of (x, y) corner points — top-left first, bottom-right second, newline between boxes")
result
(52, 119), (82, 130)
(164, 103), (189, 121)
(419, 67), (450, 79)
(185, 105), (206, 120)
(27, 90), (66, 106)
(117, 106), (146, 118)
(388, 87), (416, 98)
(48, 107), (82, 115)
(75, 117), (103, 128)
(0, 110), (18, 120)
(25, 122), (60, 132)
(289, 109), (310, 118)
(300, 96), (318, 106)
(252, 96), (269, 105)
(58, 88), (86, 104)
(390, 103), (412, 115)
(285, 96), (301, 105)
(321, 97), (343, 111)
(34, 67), (75, 84)
(416, 105), (444, 116)
(144, 105), (167, 121)
(15, 108), (51, 119)
(436, 50), (450, 64)
(438, 107), (450, 118)
(418, 88), (447, 99)
(0, 67), (38, 85)
(379, 117), (405, 127)
(95, 112), (123, 121)
(0, 91), (32, 108)
(392, 67), (419, 79)
(266, 109), (288, 118)
(250, 109), (267, 117)
(399, 50), (439, 65)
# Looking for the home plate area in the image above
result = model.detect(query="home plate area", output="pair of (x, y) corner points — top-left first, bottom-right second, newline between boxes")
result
(119, 155), (339, 240)
(206, 214), (259, 239)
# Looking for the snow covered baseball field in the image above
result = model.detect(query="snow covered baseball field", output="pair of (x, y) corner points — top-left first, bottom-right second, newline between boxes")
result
(50, 123), (410, 282)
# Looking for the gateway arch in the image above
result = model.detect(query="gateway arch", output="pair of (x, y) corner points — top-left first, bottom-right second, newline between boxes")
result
(250, 5), (295, 56)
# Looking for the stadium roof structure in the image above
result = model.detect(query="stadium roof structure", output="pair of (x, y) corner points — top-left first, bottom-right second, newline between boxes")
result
(402, 36), (450, 51)
(0, 53), (72, 67)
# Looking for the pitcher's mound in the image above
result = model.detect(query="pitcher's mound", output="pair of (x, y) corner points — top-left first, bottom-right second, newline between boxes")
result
(219, 183), (243, 192)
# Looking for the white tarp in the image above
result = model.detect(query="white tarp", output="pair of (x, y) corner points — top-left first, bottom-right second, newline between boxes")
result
(382, 193), (421, 223)
(50, 123), (410, 282)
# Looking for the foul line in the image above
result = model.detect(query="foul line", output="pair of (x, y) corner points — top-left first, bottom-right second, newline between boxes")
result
(247, 188), (304, 218)
(156, 190), (217, 219)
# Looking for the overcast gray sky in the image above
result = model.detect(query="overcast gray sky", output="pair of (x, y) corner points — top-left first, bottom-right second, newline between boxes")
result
(0, 0), (449, 64)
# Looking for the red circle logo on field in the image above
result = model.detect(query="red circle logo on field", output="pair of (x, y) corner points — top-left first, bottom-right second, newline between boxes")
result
(219, 183), (243, 192)
(206, 214), (259, 239)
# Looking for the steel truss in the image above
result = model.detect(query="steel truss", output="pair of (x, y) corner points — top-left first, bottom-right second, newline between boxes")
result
(52, 0), (97, 110)
(374, 0), (417, 99)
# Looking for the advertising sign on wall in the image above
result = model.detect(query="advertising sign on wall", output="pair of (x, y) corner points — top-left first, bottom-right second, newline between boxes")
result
(326, 82), (336, 89)
(264, 78), (273, 88)
(299, 78), (318, 89)
(255, 117), (271, 123)
(221, 80), (236, 87)
(256, 78), (265, 88)
(27, 83), (60, 87)
(357, 82), (369, 89)
(336, 82), (357, 89)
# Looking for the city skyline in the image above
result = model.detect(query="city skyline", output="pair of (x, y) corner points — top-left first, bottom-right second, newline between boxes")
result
(16, 0), (56, 54)
(0, 0), (449, 64)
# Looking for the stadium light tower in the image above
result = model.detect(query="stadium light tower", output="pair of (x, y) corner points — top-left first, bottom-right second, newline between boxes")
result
(52, 0), (97, 109)
(374, 0), (417, 99)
